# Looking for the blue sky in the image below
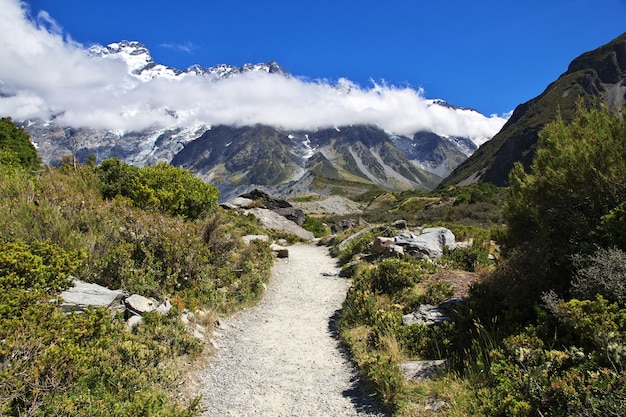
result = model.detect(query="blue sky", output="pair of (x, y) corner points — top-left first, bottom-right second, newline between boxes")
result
(22, 0), (626, 116)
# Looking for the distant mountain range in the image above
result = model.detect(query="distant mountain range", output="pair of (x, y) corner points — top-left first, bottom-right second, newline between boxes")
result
(442, 32), (626, 188)
(12, 40), (502, 199)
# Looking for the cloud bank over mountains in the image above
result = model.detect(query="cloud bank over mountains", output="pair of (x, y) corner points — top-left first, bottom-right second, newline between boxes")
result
(0, 0), (507, 144)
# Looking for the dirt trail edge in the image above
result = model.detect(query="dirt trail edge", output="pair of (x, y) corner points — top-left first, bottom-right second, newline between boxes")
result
(196, 243), (386, 417)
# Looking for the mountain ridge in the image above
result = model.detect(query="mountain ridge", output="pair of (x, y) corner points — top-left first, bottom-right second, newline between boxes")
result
(15, 40), (505, 198)
(441, 31), (626, 188)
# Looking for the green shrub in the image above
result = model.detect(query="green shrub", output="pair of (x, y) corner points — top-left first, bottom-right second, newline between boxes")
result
(369, 258), (423, 295)
(302, 216), (330, 237)
(0, 118), (41, 172)
(442, 246), (492, 272)
(98, 159), (219, 220)
(336, 230), (376, 264)
(505, 103), (626, 292)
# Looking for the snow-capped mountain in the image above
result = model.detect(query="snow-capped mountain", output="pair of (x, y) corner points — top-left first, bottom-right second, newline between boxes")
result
(86, 40), (287, 82)
(13, 40), (505, 197)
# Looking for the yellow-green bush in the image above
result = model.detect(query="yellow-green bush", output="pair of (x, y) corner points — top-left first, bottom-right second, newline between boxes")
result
(0, 147), (274, 415)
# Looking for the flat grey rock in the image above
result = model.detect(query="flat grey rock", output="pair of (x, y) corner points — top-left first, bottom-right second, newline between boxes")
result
(400, 360), (448, 381)
(125, 294), (157, 314)
(58, 279), (125, 313)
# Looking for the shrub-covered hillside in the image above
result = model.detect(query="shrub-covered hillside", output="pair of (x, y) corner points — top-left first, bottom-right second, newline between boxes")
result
(0, 119), (276, 416)
(335, 103), (626, 416)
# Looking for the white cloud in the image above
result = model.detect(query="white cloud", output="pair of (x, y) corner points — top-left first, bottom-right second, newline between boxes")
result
(159, 41), (196, 54)
(0, 0), (507, 142)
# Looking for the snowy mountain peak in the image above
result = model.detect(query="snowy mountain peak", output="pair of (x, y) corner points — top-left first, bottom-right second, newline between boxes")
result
(87, 40), (154, 73)
(87, 41), (287, 83)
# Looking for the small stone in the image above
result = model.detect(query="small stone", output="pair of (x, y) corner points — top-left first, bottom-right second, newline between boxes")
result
(156, 299), (172, 315)
(125, 294), (157, 314)
(270, 243), (289, 258)
(181, 311), (195, 325)
(402, 304), (451, 326)
(126, 315), (143, 330)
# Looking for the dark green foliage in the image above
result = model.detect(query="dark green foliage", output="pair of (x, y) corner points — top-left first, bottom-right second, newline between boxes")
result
(463, 103), (626, 416)
(98, 158), (219, 220)
(505, 103), (626, 293)
(0, 140), (273, 414)
(369, 258), (422, 294)
(302, 216), (330, 238)
(0, 118), (41, 171)
(98, 157), (140, 199)
(0, 240), (203, 416)
(479, 296), (626, 417)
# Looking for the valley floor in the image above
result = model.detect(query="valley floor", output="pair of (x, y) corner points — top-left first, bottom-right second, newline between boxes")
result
(195, 244), (386, 416)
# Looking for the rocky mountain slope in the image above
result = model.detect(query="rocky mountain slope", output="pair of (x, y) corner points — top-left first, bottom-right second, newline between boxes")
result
(442, 32), (626, 188)
(15, 40), (501, 197)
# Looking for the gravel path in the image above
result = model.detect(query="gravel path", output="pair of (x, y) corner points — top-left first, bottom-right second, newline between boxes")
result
(196, 244), (386, 417)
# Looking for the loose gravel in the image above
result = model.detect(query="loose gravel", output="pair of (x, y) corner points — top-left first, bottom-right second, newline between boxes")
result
(196, 243), (386, 417)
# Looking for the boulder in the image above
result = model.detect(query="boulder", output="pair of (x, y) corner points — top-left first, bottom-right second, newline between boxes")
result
(58, 279), (125, 313)
(273, 207), (306, 226)
(384, 244), (405, 258)
(400, 360), (448, 381)
(331, 218), (367, 233)
(125, 294), (157, 315)
(239, 189), (291, 210)
(395, 227), (457, 259)
(247, 208), (314, 240)
(402, 304), (451, 326)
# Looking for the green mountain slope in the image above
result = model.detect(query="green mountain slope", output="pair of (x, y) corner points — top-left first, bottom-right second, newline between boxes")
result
(441, 31), (626, 187)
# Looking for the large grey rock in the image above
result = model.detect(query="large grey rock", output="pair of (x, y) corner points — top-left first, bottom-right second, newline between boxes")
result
(400, 360), (448, 381)
(395, 227), (457, 259)
(402, 304), (451, 326)
(58, 280), (125, 313)
(273, 207), (306, 226)
(337, 225), (380, 251)
(330, 217), (367, 233)
(125, 294), (157, 314)
(247, 208), (314, 240)
(392, 219), (408, 229)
